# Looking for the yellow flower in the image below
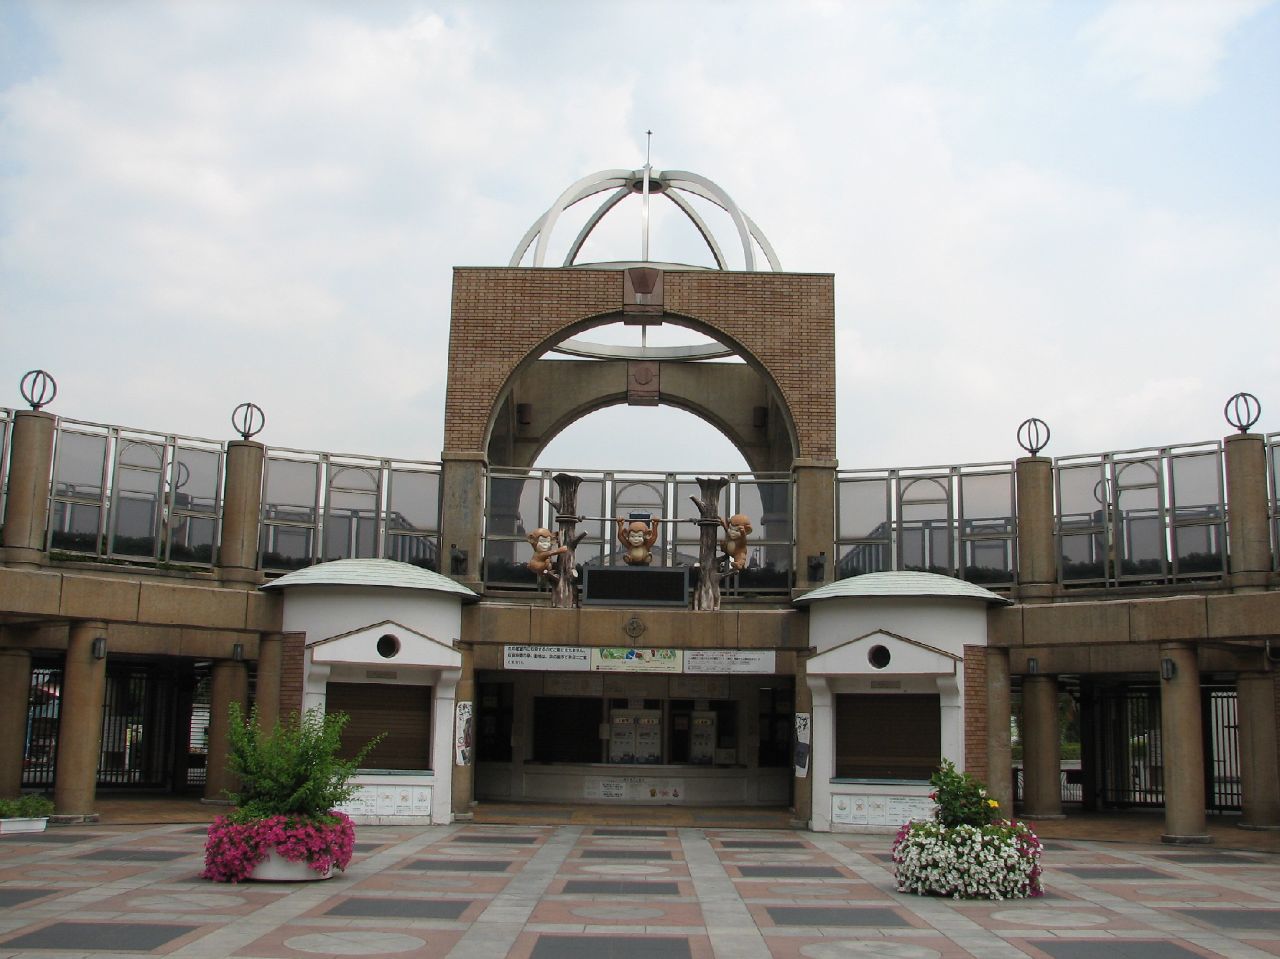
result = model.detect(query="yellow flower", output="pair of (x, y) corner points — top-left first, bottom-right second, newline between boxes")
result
(987, 799), (999, 808)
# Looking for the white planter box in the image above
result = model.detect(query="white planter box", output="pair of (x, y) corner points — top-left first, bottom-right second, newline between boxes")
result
(249, 848), (335, 882)
(0, 817), (49, 835)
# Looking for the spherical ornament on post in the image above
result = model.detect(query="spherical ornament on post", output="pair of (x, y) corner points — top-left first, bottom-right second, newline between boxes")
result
(19, 370), (57, 411)
(1016, 417), (1050, 456)
(231, 402), (265, 441)
(1223, 392), (1261, 434)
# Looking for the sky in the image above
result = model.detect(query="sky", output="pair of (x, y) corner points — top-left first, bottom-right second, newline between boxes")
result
(1, 0), (1277, 474)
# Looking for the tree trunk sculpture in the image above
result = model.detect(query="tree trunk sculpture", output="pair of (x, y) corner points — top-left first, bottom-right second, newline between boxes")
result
(689, 476), (729, 611)
(548, 472), (588, 608)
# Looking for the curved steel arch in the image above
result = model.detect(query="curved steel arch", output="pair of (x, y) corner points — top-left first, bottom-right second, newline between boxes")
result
(509, 167), (781, 271)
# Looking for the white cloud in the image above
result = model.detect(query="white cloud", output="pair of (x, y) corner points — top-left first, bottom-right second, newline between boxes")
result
(1081, 0), (1270, 104)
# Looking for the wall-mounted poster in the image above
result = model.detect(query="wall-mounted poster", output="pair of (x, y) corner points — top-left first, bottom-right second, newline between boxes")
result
(455, 701), (473, 766)
(793, 712), (811, 779)
(591, 648), (683, 672)
(504, 645), (591, 671)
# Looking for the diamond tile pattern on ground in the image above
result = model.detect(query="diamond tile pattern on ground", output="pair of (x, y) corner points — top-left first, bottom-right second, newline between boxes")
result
(1, 921), (198, 950)
(561, 879), (682, 895)
(0, 816), (1276, 959)
(530, 934), (693, 958)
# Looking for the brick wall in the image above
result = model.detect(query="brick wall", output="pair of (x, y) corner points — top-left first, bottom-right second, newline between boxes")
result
(964, 644), (988, 783)
(443, 267), (836, 461)
(279, 632), (305, 721)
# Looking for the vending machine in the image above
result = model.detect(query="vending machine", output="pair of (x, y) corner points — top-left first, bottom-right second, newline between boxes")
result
(689, 711), (717, 765)
(634, 711), (662, 764)
(608, 710), (636, 763)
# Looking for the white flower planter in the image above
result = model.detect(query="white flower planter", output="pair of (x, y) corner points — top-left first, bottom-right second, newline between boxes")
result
(0, 817), (49, 835)
(248, 848), (335, 882)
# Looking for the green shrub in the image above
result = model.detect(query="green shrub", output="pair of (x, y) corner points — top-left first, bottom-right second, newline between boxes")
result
(929, 759), (1002, 828)
(0, 795), (54, 818)
(223, 703), (383, 821)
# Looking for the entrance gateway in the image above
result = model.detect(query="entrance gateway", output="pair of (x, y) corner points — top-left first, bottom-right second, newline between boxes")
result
(5, 159), (1277, 841)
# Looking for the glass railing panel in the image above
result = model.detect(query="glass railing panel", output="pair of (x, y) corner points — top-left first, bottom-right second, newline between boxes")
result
(49, 428), (108, 554)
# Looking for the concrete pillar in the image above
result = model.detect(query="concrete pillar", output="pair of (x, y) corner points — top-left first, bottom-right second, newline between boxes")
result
(792, 653), (814, 826)
(439, 451), (486, 592)
(986, 647), (1014, 816)
(254, 633), (283, 729)
(1015, 455), (1056, 602)
(204, 659), (249, 803)
(1021, 674), (1064, 819)
(1224, 433), (1271, 593)
(1, 410), (57, 567)
(793, 459), (837, 592)
(1236, 671), (1280, 830)
(217, 440), (266, 587)
(0, 649), (33, 797)
(1159, 642), (1210, 843)
(451, 647), (476, 819)
(53, 622), (108, 820)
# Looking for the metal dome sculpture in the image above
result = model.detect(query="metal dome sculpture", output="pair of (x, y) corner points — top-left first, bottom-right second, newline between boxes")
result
(510, 165), (781, 272)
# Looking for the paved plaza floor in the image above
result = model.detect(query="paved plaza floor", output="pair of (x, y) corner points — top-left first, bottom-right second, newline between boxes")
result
(2, 818), (1280, 959)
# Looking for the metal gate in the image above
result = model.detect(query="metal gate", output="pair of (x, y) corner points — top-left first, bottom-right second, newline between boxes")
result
(1205, 687), (1241, 812)
(1093, 683), (1164, 808)
(1087, 681), (1241, 812)
(22, 661), (204, 791)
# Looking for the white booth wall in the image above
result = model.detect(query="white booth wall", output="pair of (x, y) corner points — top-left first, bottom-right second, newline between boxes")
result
(804, 596), (989, 832)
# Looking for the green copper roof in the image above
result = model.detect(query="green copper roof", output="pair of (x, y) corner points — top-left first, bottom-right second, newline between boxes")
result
(794, 571), (1011, 606)
(262, 559), (478, 601)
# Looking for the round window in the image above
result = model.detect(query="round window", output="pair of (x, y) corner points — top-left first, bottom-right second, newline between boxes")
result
(868, 644), (891, 669)
(376, 634), (401, 659)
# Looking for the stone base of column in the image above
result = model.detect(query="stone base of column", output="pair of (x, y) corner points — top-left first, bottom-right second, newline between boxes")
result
(217, 567), (263, 588)
(789, 817), (811, 829)
(0, 546), (47, 568)
(1160, 832), (1212, 844)
(1021, 812), (1066, 821)
(452, 811), (474, 822)
(50, 814), (99, 825)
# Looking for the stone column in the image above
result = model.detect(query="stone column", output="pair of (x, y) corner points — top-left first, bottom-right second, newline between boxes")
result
(792, 653), (814, 827)
(1159, 642), (1210, 843)
(439, 450), (486, 592)
(0, 648), (33, 797)
(218, 440), (266, 587)
(1224, 433), (1270, 593)
(204, 658), (249, 803)
(451, 647), (476, 819)
(1015, 455), (1056, 603)
(1236, 671), (1280, 830)
(254, 633), (284, 729)
(1, 410), (57, 567)
(53, 622), (108, 820)
(985, 647), (1014, 815)
(792, 459), (837, 592)
(1021, 674), (1064, 819)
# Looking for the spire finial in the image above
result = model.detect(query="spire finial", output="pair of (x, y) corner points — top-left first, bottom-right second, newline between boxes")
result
(641, 129), (653, 262)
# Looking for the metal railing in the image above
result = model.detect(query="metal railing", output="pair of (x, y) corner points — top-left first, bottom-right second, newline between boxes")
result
(836, 461), (1018, 586)
(259, 446), (442, 573)
(0, 407), (1272, 586)
(1055, 441), (1226, 587)
(484, 468), (793, 595)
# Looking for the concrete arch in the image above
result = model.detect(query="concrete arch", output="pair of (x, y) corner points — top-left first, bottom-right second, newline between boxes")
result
(481, 305), (801, 473)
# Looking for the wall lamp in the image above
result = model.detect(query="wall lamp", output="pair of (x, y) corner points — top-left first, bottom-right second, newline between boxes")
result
(1026, 657), (1039, 675)
(232, 643), (245, 662)
(91, 636), (107, 660)
(1160, 658), (1177, 681)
